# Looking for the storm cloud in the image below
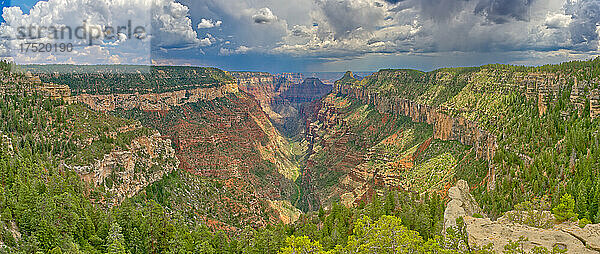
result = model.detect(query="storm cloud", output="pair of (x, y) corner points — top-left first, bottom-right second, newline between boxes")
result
(252, 7), (278, 24)
(1, 0), (598, 71)
(565, 0), (600, 49)
(474, 0), (535, 24)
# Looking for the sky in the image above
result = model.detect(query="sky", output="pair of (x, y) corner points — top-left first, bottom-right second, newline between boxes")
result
(0, 0), (599, 72)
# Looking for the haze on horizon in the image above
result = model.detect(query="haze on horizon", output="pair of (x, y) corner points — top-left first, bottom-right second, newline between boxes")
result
(0, 0), (599, 72)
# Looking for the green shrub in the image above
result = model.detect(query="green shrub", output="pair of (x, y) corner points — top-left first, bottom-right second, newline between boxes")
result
(579, 218), (592, 228)
(552, 194), (577, 222)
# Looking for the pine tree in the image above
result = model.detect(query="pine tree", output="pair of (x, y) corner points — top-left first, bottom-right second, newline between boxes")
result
(384, 191), (395, 215)
(107, 222), (127, 254)
(553, 194), (577, 222)
(576, 188), (589, 220)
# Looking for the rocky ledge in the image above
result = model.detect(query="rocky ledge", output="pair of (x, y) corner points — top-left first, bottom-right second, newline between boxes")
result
(68, 131), (179, 206)
(444, 180), (600, 253)
(76, 83), (238, 112)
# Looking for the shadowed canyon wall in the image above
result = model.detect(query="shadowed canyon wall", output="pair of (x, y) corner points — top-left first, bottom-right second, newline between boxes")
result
(232, 72), (332, 136)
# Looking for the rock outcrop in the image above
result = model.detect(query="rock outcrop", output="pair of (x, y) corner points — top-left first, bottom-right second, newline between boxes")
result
(559, 224), (600, 252)
(69, 130), (179, 206)
(0, 72), (74, 103)
(443, 180), (484, 230)
(37, 83), (74, 103)
(443, 181), (600, 253)
(464, 217), (600, 253)
(76, 83), (239, 112)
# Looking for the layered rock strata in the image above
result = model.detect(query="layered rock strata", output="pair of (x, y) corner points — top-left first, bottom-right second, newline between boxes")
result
(334, 84), (497, 161)
(76, 83), (239, 111)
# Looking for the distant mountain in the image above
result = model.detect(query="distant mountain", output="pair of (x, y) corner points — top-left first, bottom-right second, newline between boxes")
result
(280, 77), (332, 104)
(302, 72), (372, 85)
(232, 72), (333, 137)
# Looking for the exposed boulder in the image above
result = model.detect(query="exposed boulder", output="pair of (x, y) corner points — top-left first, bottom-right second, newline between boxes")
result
(559, 223), (600, 252)
(443, 180), (600, 253)
(443, 180), (484, 230)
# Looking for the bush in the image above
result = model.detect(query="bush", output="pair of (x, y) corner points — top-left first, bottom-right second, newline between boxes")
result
(552, 194), (577, 222)
(579, 218), (592, 228)
(506, 200), (554, 228)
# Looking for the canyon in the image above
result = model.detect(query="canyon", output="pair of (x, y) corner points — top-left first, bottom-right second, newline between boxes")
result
(232, 72), (332, 136)
(47, 66), (304, 228)
(4, 56), (600, 253)
(17, 60), (600, 228)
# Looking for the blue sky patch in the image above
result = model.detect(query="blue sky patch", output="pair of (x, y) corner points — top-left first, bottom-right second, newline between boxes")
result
(0, 0), (10, 23)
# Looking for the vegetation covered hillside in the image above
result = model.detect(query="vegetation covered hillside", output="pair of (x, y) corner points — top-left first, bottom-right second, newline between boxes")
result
(23, 65), (236, 95)
(0, 62), (179, 206)
(3, 58), (600, 253)
(333, 58), (600, 222)
(112, 92), (303, 229)
(298, 93), (473, 211)
(26, 62), (304, 231)
(0, 61), (469, 254)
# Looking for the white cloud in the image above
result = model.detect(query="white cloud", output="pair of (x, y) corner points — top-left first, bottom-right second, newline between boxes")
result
(219, 45), (251, 55)
(0, 0), (209, 65)
(273, 0), (422, 57)
(198, 18), (222, 29)
(3, 0), (597, 67)
(270, 0), (599, 58)
(151, 0), (205, 49)
(199, 33), (217, 46)
(544, 12), (572, 29)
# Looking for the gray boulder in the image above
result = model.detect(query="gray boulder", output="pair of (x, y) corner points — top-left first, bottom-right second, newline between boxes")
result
(443, 180), (484, 231)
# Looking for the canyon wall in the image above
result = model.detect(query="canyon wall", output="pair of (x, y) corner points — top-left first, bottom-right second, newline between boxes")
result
(75, 83), (238, 111)
(334, 83), (497, 162)
(476, 70), (599, 118)
(0, 75), (180, 206)
(232, 72), (331, 136)
(0, 73), (74, 103)
(232, 72), (285, 123)
(281, 78), (333, 104)
(69, 130), (179, 206)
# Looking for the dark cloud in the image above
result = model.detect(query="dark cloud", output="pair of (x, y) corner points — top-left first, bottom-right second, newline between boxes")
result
(474, 0), (535, 24)
(317, 0), (384, 40)
(565, 0), (600, 49)
(405, 0), (534, 24)
(418, 0), (470, 22)
(252, 7), (277, 24)
(383, 0), (405, 4)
